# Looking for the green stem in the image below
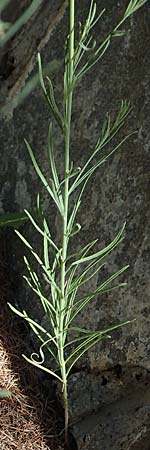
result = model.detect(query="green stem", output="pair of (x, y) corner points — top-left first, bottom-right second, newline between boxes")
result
(58, 0), (75, 445)
(63, 382), (69, 446)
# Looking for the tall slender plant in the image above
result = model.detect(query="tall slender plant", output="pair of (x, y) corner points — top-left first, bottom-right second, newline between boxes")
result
(9, 0), (147, 447)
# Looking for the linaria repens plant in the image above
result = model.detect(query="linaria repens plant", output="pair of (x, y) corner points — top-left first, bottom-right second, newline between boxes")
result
(8, 0), (147, 446)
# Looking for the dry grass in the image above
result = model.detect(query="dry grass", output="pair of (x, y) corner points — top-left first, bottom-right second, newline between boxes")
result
(0, 309), (64, 450)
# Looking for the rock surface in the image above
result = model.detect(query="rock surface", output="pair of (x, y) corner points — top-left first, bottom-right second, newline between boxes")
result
(0, 1), (150, 449)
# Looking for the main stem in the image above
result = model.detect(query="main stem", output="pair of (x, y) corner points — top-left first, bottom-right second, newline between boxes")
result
(59, 0), (74, 446)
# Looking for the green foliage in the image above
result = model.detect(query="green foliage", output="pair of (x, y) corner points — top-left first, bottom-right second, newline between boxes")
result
(8, 0), (147, 445)
(0, 389), (12, 398)
(0, 0), (10, 14)
(11, 60), (61, 109)
(0, 211), (29, 228)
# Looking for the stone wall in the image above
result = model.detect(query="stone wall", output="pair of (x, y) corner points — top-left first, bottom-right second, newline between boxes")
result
(0, 1), (150, 449)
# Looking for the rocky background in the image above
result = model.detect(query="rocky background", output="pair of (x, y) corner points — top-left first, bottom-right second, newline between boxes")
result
(0, 1), (150, 449)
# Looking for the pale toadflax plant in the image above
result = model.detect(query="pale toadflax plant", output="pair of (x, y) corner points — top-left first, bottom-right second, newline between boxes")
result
(9, 0), (147, 447)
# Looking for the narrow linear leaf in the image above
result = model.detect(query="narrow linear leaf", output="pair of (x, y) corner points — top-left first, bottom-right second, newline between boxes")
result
(8, 302), (26, 319)
(22, 354), (62, 382)
(67, 265), (129, 326)
(38, 53), (64, 130)
(0, 211), (28, 228)
(48, 123), (63, 210)
(25, 139), (63, 214)
(38, 52), (47, 95)
(47, 76), (64, 130)
(66, 319), (133, 376)
(70, 223), (126, 267)
(67, 260), (105, 296)
(70, 118), (133, 195)
(8, 302), (58, 346)
(28, 321), (57, 362)
(63, 281), (127, 321)
(15, 227), (60, 294)
(44, 228), (50, 271)
(124, 0), (147, 19)
(23, 260), (57, 320)
(66, 334), (110, 376)
(24, 209), (59, 252)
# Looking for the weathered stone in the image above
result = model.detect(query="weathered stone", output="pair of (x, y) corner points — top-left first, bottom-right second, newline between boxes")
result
(68, 366), (150, 449)
(0, 1), (150, 449)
